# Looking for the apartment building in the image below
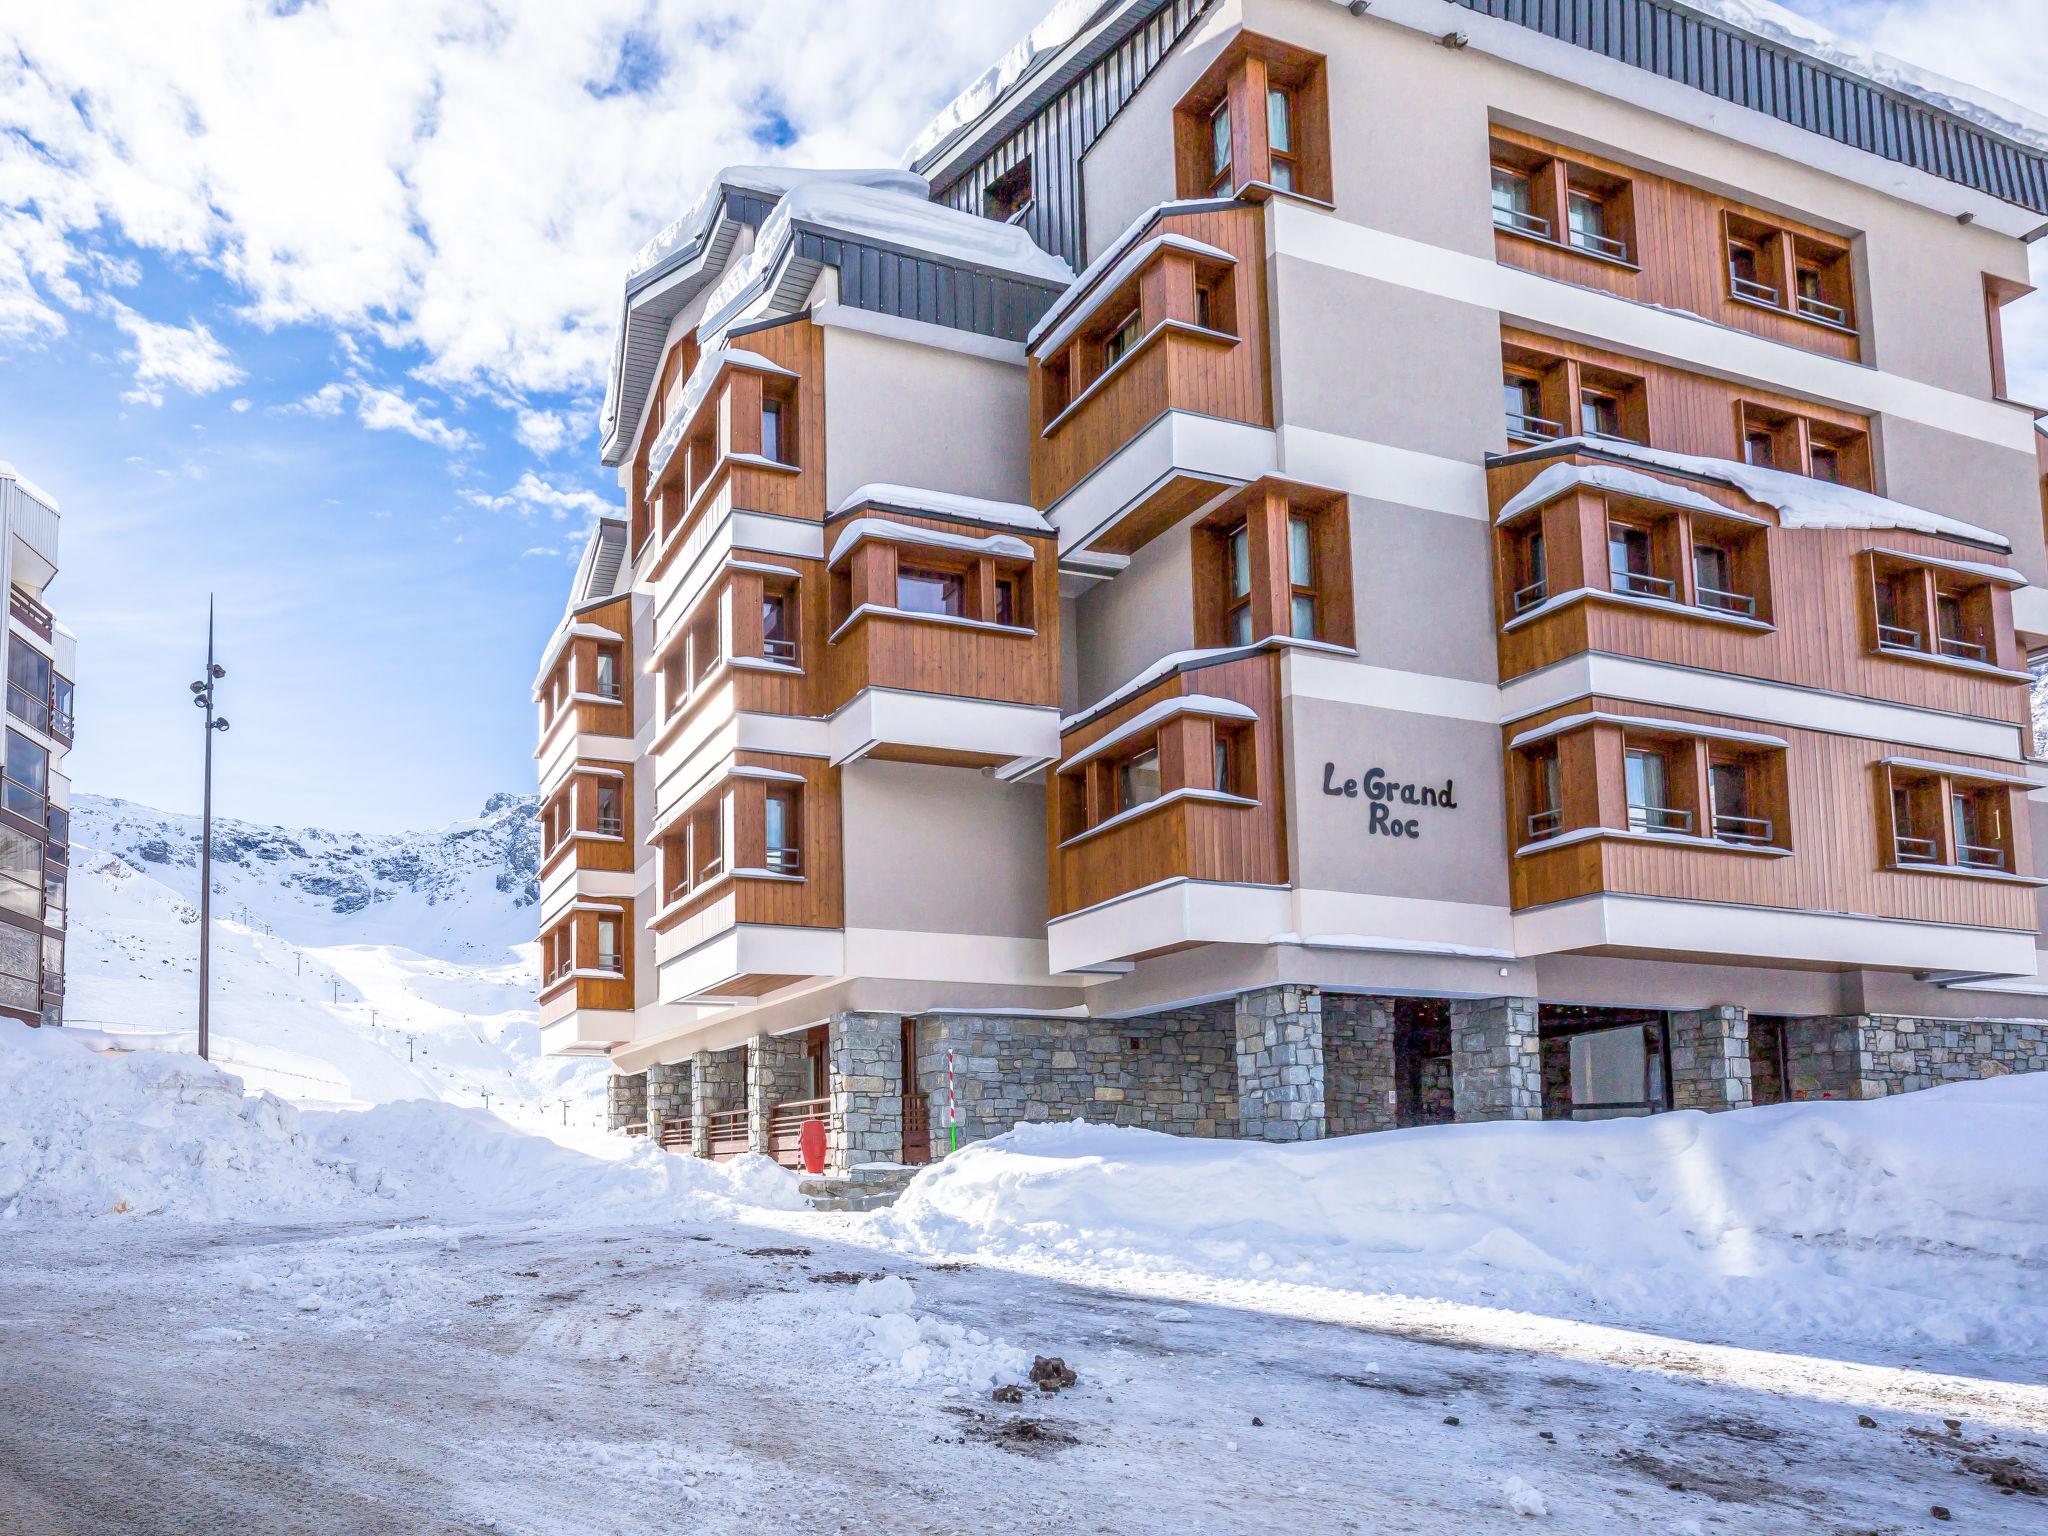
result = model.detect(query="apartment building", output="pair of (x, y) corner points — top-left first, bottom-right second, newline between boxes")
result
(0, 463), (74, 1030)
(539, 0), (2048, 1168)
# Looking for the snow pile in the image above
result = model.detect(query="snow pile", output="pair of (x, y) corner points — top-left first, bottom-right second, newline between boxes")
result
(834, 483), (1053, 534)
(877, 1075), (2048, 1359)
(836, 1274), (1030, 1392)
(0, 1021), (361, 1220)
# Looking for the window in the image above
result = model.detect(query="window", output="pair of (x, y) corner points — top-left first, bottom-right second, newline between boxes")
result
(0, 923), (36, 1012)
(0, 826), (39, 920)
(1579, 390), (1621, 440)
(1102, 309), (1142, 370)
(1728, 240), (1773, 304)
(595, 782), (621, 838)
(46, 805), (66, 856)
(765, 786), (801, 875)
(760, 400), (784, 466)
(897, 567), (965, 618)
(595, 914), (622, 975)
(1117, 748), (1161, 813)
(1225, 523), (1253, 646)
(1708, 759), (1770, 844)
(1287, 513), (1317, 640)
(1266, 87), (1295, 191)
(1743, 430), (1775, 468)
(1208, 100), (1232, 191)
(1952, 787), (2007, 870)
(1691, 542), (1750, 616)
(661, 649), (687, 717)
(3, 730), (45, 825)
(1567, 190), (1622, 259)
(1503, 374), (1556, 442)
(49, 676), (72, 738)
(1213, 734), (1233, 794)
(593, 650), (620, 701)
(1875, 572), (1924, 653)
(1891, 781), (1939, 864)
(1607, 523), (1669, 599)
(1808, 444), (1839, 483)
(1625, 748), (1687, 834)
(1511, 527), (1548, 614)
(994, 577), (1017, 629)
(1935, 591), (1988, 663)
(6, 642), (49, 735)
(762, 591), (795, 663)
(983, 157), (1034, 225)
(1491, 166), (1544, 237)
(43, 862), (64, 930)
(1526, 747), (1563, 841)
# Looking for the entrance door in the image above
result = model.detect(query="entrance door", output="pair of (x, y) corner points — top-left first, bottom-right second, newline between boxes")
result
(1568, 1023), (1666, 1119)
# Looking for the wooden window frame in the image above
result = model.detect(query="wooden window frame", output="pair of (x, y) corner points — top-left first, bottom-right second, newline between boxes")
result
(1984, 273), (2036, 403)
(1723, 211), (1857, 334)
(1502, 341), (1649, 448)
(1488, 135), (1638, 269)
(1865, 552), (2004, 670)
(763, 784), (803, 877)
(1193, 481), (1353, 651)
(1735, 401), (1872, 490)
(1883, 764), (2015, 874)
(1058, 710), (1265, 844)
(1173, 35), (1331, 204)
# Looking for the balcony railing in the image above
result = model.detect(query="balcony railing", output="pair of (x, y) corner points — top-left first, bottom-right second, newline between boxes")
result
(696, 854), (726, 885)
(658, 1116), (693, 1152)
(594, 954), (624, 976)
(1569, 228), (1630, 261)
(596, 814), (623, 838)
(1711, 812), (1774, 846)
(48, 708), (71, 742)
(1526, 807), (1564, 840)
(1893, 833), (1939, 864)
(1494, 206), (1551, 239)
(1506, 411), (1564, 442)
(1795, 293), (1848, 326)
(1937, 635), (1988, 662)
(1628, 804), (1693, 834)
(1511, 579), (1548, 614)
(1696, 585), (1756, 617)
(1957, 841), (2007, 871)
(8, 586), (52, 641)
(1611, 568), (1677, 600)
(704, 1109), (749, 1160)
(762, 637), (798, 665)
(594, 676), (623, 700)
(621, 1121), (648, 1137)
(1730, 273), (1779, 306)
(765, 846), (802, 876)
(1877, 623), (1927, 654)
(768, 1097), (832, 1169)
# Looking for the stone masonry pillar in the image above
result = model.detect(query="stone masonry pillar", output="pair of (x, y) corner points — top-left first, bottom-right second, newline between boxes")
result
(829, 1011), (904, 1172)
(1667, 1006), (1753, 1113)
(746, 1031), (808, 1158)
(644, 1061), (692, 1141)
(690, 1046), (746, 1157)
(1449, 997), (1542, 1122)
(1233, 985), (1327, 1142)
(1783, 1015), (1884, 1101)
(606, 1070), (646, 1133)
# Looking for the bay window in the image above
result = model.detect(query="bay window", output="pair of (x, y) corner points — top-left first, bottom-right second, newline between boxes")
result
(595, 914), (622, 975)
(0, 922), (36, 1013)
(1174, 35), (1330, 202)
(1117, 747), (1161, 814)
(1196, 480), (1352, 651)
(1625, 746), (1687, 834)
(897, 566), (966, 619)
(764, 785), (802, 875)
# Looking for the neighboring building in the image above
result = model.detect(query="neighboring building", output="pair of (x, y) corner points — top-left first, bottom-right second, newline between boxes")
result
(0, 463), (73, 1029)
(539, 0), (2048, 1168)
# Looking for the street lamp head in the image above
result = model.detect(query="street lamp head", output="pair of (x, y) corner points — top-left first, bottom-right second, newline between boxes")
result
(213, 718), (231, 732)
(192, 692), (210, 708)
(210, 663), (226, 678)
(190, 680), (207, 694)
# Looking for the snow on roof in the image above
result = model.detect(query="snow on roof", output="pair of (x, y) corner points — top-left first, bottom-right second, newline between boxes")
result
(644, 347), (798, 484)
(1499, 461), (1750, 525)
(0, 461), (59, 514)
(1680, 0), (2048, 157)
(626, 166), (928, 287)
(1535, 436), (2012, 551)
(827, 517), (1035, 569)
(1029, 224), (1236, 357)
(904, 0), (1108, 169)
(834, 483), (1052, 534)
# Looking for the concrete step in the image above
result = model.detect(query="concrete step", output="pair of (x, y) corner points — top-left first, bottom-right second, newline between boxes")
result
(798, 1162), (923, 1212)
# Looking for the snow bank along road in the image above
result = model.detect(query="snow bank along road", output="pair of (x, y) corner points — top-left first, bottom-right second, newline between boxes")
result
(3, 1026), (2046, 1531)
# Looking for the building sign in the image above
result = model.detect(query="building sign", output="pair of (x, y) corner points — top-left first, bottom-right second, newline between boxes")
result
(1321, 762), (1458, 839)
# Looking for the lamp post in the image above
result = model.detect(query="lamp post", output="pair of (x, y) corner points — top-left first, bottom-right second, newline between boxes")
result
(189, 599), (229, 1060)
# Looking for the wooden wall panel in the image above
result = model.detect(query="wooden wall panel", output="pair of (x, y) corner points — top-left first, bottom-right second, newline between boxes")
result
(1503, 697), (2037, 931)
(1491, 127), (1861, 363)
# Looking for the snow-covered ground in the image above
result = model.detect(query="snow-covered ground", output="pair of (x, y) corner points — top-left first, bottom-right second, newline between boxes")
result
(65, 792), (608, 1129)
(3, 1023), (2045, 1531)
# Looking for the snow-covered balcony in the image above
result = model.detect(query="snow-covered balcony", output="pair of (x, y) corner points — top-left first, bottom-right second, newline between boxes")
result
(820, 486), (1062, 773)
(1029, 203), (1275, 563)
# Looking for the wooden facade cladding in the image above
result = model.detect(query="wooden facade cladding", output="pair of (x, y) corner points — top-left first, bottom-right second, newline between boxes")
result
(539, 897), (634, 1014)
(1489, 126), (1862, 363)
(648, 319), (824, 579)
(1030, 204), (1271, 510)
(1504, 697), (2039, 932)
(650, 551), (822, 745)
(1049, 652), (1286, 920)
(1500, 328), (1872, 479)
(649, 751), (843, 936)
(1170, 32), (1332, 205)
(1488, 450), (2030, 727)
(536, 595), (633, 741)
(539, 762), (633, 878)
(822, 508), (1060, 713)
(1189, 477), (1355, 651)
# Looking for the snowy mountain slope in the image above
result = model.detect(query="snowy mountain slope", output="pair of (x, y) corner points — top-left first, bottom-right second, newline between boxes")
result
(65, 793), (605, 1128)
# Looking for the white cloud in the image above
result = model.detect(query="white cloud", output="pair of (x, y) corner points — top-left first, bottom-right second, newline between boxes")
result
(463, 470), (616, 520)
(0, 1), (1052, 401)
(354, 382), (473, 452)
(287, 381), (349, 417)
(230, 397), (251, 413)
(514, 407), (570, 456)
(105, 298), (245, 406)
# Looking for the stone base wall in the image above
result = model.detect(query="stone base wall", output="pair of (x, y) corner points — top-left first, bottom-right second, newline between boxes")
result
(1783, 1015), (1876, 1100)
(1451, 997), (1543, 1122)
(690, 1046), (747, 1157)
(830, 1011), (902, 1171)
(1324, 995), (1396, 1137)
(606, 1071), (646, 1132)
(1235, 986), (1327, 1142)
(645, 1061), (691, 1130)
(916, 1007), (1236, 1149)
(1668, 1006), (1753, 1112)
(746, 1033), (809, 1157)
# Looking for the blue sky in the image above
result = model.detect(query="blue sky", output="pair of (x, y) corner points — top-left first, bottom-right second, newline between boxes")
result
(0, 0), (2043, 833)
